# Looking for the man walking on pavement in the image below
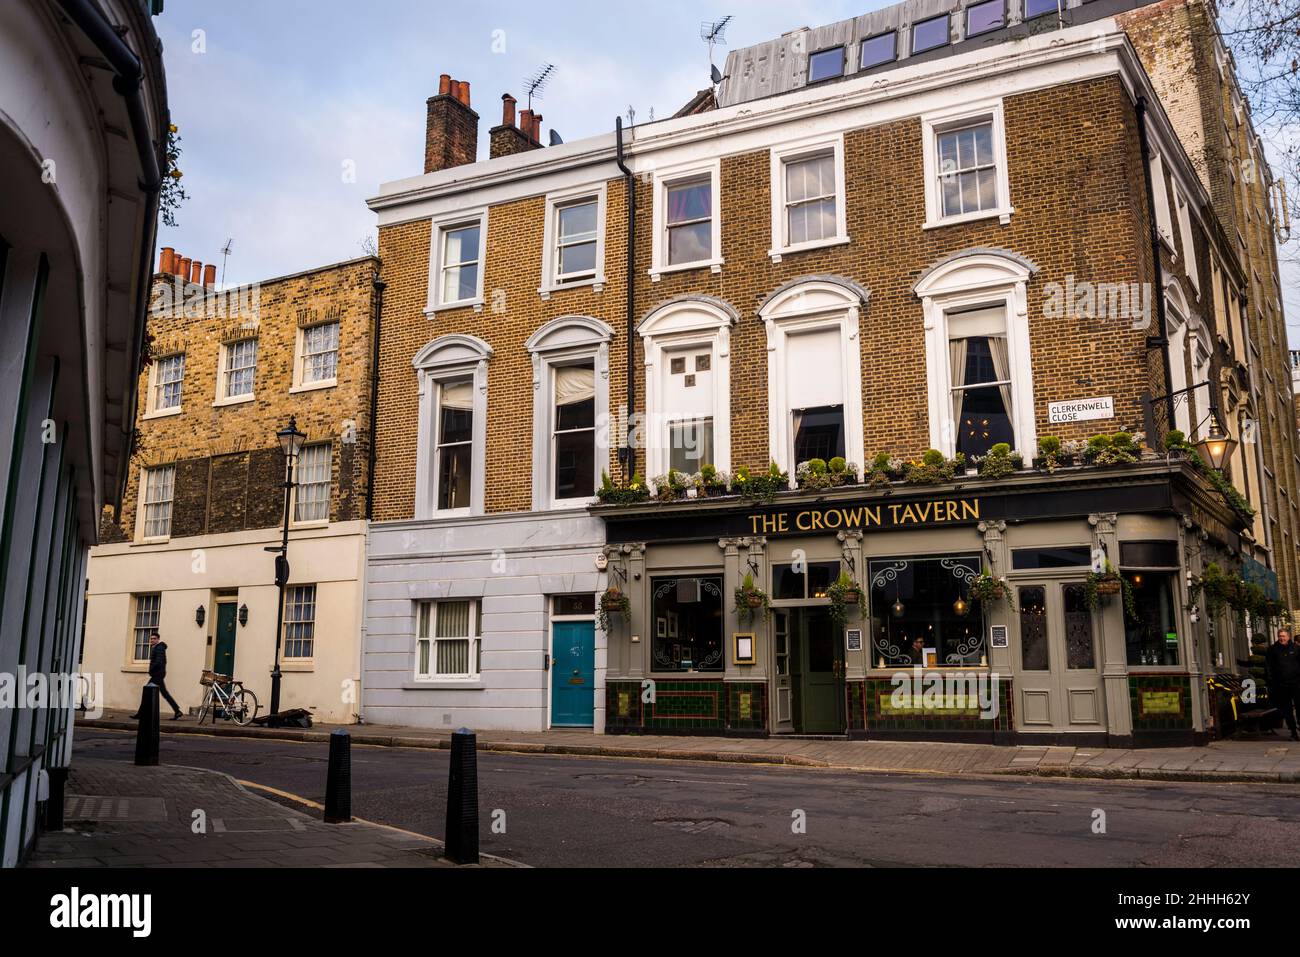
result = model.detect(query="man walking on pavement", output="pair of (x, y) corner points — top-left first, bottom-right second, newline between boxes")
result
(130, 631), (184, 721)
(1265, 628), (1300, 741)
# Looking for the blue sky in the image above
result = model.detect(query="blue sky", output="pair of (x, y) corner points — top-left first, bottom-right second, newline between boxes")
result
(156, 0), (882, 286)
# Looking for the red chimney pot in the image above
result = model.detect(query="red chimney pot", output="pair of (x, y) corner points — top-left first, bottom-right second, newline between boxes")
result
(439, 74), (452, 96)
(203, 264), (217, 288)
(502, 94), (517, 127)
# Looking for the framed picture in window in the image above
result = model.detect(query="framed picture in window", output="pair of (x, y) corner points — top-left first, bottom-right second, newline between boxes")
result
(733, 633), (756, 666)
(667, 611), (678, 639)
(656, 617), (667, 639)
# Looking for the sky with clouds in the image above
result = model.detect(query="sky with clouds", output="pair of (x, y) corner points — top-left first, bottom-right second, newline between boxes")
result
(157, 0), (1296, 343)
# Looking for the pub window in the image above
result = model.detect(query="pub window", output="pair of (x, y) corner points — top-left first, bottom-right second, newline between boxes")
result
(1062, 583), (1096, 670)
(869, 556), (983, 667)
(1124, 571), (1182, 667)
(949, 306), (1014, 458)
(773, 562), (840, 601)
(651, 576), (724, 673)
(1018, 585), (1049, 670)
(1011, 546), (1092, 570)
(1120, 541), (1180, 568)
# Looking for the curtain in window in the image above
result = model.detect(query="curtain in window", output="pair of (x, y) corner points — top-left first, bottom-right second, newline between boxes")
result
(554, 365), (596, 406)
(987, 335), (1012, 422)
(949, 337), (968, 429)
(440, 381), (473, 410)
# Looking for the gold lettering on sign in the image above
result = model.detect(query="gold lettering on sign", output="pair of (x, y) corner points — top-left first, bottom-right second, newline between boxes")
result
(748, 499), (981, 536)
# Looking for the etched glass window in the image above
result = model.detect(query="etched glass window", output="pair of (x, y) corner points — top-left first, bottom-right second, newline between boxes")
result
(1063, 583), (1096, 670)
(869, 557), (983, 666)
(1018, 585), (1049, 671)
(651, 577), (724, 673)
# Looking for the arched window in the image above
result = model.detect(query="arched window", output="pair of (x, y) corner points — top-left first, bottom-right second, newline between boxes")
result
(526, 316), (615, 509)
(758, 276), (869, 477)
(914, 249), (1038, 459)
(412, 335), (492, 518)
(638, 296), (737, 480)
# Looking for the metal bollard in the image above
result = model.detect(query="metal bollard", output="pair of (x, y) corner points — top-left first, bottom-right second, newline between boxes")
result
(134, 684), (160, 767)
(443, 728), (479, 865)
(45, 767), (70, 830)
(324, 729), (352, 824)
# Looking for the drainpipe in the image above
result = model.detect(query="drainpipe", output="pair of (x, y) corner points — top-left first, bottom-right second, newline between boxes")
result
(615, 118), (637, 479)
(1136, 96), (1178, 441)
(365, 272), (385, 521)
(57, 0), (165, 522)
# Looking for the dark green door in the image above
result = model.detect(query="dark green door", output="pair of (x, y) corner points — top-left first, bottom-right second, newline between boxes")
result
(798, 608), (844, 734)
(213, 603), (238, 679)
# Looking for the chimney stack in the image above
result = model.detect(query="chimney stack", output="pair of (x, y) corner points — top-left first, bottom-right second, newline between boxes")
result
(490, 93), (543, 159)
(425, 72), (479, 174)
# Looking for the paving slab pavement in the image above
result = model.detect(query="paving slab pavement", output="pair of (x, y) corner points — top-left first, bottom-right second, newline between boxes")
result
(26, 757), (520, 869)
(76, 709), (1300, 783)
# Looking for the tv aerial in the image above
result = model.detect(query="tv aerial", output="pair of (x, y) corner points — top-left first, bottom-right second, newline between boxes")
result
(701, 16), (733, 84)
(219, 238), (234, 287)
(523, 64), (555, 111)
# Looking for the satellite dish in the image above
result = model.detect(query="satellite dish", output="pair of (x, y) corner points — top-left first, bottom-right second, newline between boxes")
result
(711, 64), (724, 85)
(549, 129), (564, 146)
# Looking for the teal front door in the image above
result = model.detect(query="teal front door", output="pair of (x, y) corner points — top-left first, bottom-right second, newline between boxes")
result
(213, 603), (238, 679)
(551, 621), (595, 727)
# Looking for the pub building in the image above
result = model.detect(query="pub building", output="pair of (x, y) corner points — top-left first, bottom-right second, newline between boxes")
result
(596, 455), (1248, 747)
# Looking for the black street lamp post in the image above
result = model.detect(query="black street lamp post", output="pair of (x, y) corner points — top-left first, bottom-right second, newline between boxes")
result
(266, 416), (306, 724)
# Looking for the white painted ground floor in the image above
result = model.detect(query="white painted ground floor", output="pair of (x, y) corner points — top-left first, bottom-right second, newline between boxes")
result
(84, 522), (367, 724)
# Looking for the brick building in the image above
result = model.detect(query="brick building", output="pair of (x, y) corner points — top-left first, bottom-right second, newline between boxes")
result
(365, 0), (1292, 745)
(83, 254), (380, 724)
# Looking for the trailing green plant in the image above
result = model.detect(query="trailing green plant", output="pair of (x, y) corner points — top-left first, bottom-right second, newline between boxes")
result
(968, 571), (1015, 611)
(825, 571), (866, 630)
(1084, 560), (1138, 620)
(796, 457), (859, 490)
(597, 586), (631, 632)
(1086, 432), (1139, 466)
(695, 464), (729, 497)
(865, 452), (896, 488)
(735, 462), (790, 502)
(652, 469), (691, 502)
(904, 449), (964, 485)
(597, 471), (651, 505)
(1188, 562), (1240, 619)
(733, 572), (772, 623)
(977, 443), (1023, 480)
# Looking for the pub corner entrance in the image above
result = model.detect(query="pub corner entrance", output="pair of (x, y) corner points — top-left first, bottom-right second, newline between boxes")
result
(773, 607), (845, 735)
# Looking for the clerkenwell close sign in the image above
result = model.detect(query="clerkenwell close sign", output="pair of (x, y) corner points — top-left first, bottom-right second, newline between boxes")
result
(749, 498), (982, 536)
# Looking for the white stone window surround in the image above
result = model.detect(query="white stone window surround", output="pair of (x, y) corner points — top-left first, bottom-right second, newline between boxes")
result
(768, 133), (850, 263)
(413, 334), (492, 519)
(144, 352), (184, 419)
(649, 157), (724, 281)
(914, 248), (1038, 459)
(425, 207), (489, 315)
(539, 183), (608, 299)
(526, 316), (615, 511)
(758, 276), (869, 481)
(921, 99), (1014, 230)
(1172, 185), (1200, 294)
(1147, 145), (1176, 252)
(638, 296), (738, 480)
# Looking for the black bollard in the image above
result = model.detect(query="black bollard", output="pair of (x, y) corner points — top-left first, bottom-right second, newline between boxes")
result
(324, 729), (352, 824)
(134, 684), (160, 767)
(443, 728), (479, 865)
(45, 766), (70, 830)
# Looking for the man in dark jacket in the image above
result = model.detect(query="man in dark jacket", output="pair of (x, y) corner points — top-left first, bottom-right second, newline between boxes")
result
(129, 632), (183, 721)
(1265, 629), (1300, 741)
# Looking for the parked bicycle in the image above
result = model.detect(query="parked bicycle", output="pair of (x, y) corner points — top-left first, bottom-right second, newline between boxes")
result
(197, 670), (259, 727)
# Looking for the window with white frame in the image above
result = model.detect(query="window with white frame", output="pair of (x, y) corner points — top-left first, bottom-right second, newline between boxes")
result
(948, 307), (1016, 458)
(416, 599), (481, 680)
(651, 161), (722, 278)
(1149, 149), (1176, 249)
(915, 250), (1036, 459)
(428, 211), (487, 311)
(770, 138), (847, 260)
(140, 466), (175, 539)
(540, 187), (607, 297)
(663, 348), (716, 475)
(283, 585), (316, 659)
(294, 443), (331, 524)
(219, 339), (257, 401)
(297, 321), (339, 387)
(436, 379), (474, 512)
(553, 362), (597, 501)
(527, 318), (613, 509)
(921, 103), (1011, 228)
(414, 335), (491, 519)
(149, 354), (184, 414)
(1166, 285), (1192, 436)
(759, 279), (866, 477)
(131, 593), (160, 661)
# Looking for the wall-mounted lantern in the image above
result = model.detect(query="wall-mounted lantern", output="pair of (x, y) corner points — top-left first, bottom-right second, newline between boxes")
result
(195, 606), (206, 628)
(238, 604), (249, 627)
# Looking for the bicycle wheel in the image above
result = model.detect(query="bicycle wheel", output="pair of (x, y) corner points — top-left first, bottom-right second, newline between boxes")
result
(230, 688), (258, 726)
(196, 689), (211, 725)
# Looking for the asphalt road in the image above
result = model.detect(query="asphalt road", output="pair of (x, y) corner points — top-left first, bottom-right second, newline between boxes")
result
(72, 729), (1300, 868)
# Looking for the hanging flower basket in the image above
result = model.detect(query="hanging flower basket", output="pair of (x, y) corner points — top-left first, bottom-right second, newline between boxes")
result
(826, 572), (867, 630)
(598, 587), (631, 632)
(733, 573), (771, 623)
(969, 571), (1013, 610)
(1093, 576), (1122, 597)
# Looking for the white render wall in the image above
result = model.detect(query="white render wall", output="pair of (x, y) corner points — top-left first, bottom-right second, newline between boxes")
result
(364, 510), (607, 733)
